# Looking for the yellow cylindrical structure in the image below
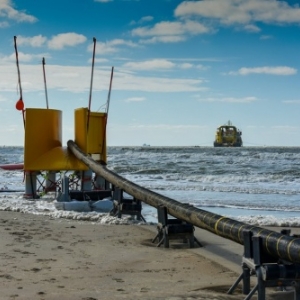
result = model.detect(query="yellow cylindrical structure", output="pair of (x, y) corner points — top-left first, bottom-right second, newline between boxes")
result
(75, 108), (107, 163)
(24, 108), (87, 171)
(24, 108), (61, 170)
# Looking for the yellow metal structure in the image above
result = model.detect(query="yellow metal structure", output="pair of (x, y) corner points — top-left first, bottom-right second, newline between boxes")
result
(24, 108), (88, 171)
(74, 107), (107, 163)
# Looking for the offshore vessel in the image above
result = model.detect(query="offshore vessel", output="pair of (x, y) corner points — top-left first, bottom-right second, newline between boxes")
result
(213, 121), (242, 147)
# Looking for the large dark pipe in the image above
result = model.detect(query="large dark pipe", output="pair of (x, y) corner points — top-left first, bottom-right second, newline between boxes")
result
(67, 140), (300, 264)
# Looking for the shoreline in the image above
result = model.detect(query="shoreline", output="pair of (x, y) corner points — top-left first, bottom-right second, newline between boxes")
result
(0, 211), (298, 300)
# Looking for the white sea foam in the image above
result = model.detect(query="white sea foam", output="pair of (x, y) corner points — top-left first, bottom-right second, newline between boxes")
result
(236, 215), (300, 227)
(0, 194), (147, 225)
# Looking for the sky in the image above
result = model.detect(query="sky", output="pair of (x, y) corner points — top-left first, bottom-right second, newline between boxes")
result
(1, 0), (300, 147)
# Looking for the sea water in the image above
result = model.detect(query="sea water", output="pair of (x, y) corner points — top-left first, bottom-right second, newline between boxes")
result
(1, 146), (300, 226)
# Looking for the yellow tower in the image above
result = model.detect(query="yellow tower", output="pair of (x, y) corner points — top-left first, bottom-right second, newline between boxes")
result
(74, 107), (107, 163)
(24, 108), (87, 171)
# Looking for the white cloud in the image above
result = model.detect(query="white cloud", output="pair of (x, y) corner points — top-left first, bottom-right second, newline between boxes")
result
(143, 20), (209, 36)
(132, 21), (184, 37)
(95, 70), (205, 92)
(127, 0), (300, 46)
(123, 59), (175, 70)
(139, 16), (153, 23)
(94, 58), (109, 63)
(1, 63), (204, 93)
(197, 96), (257, 103)
(17, 52), (39, 62)
(0, 20), (8, 27)
(48, 33), (87, 50)
(179, 63), (193, 69)
(243, 24), (261, 32)
(15, 35), (47, 47)
(175, 0), (300, 26)
(125, 97), (146, 102)
(131, 20), (211, 43)
(183, 20), (213, 35)
(123, 59), (209, 72)
(130, 16), (153, 26)
(3, 51), (41, 63)
(260, 35), (273, 40)
(0, 0), (37, 23)
(230, 66), (297, 76)
(92, 39), (138, 55)
(140, 35), (186, 44)
(196, 64), (210, 71)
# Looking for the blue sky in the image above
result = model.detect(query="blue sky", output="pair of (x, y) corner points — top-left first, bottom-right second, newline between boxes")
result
(1, 0), (300, 146)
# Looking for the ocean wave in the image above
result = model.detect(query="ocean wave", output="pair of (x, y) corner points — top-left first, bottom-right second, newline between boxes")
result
(236, 215), (300, 227)
(1, 146), (300, 226)
(198, 203), (300, 212)
(129, 181), (300, 196)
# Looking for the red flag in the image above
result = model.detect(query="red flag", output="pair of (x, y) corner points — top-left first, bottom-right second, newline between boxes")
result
(15, 98), (24, 111)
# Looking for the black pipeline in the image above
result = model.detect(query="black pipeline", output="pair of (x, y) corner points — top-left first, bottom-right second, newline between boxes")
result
(67, 140), (300, 264)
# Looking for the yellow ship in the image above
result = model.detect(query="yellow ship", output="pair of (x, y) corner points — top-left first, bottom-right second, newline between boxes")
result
(214, 121), (243, 147)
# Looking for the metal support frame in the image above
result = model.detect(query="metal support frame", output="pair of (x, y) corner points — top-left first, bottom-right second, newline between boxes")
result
(228, 230), (300, 300)
(56, 176), (70, 202)
(111, 187), (146, 221)
(69, 190), (112, 201)
(94, 174), (110, 190)
(24, 171), (38, 199)
(30, 167), (114, 205)
(35, 170), (90, 197)
(152, 205), (202, 248)
(81, 169), (93, 191)
(45, 171), (56, 192)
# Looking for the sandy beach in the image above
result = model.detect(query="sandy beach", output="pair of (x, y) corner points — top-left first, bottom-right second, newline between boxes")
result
(0, 211), (298, 300)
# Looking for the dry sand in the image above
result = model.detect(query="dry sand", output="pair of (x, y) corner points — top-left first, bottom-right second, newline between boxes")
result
(0, 211), (298, 300)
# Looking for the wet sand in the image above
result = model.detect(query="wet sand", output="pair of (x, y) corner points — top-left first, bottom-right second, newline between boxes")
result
(0, 211), (298, 300)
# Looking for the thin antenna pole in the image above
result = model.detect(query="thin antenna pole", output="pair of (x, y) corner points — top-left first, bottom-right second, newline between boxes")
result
(14, 36), (22, 99)
(101, 66), (114, 154)
(13, 36), (25, 128)
(87, 37), (96, 132)
(106, 66), (114, 116)
(42, 57), (49, 109)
